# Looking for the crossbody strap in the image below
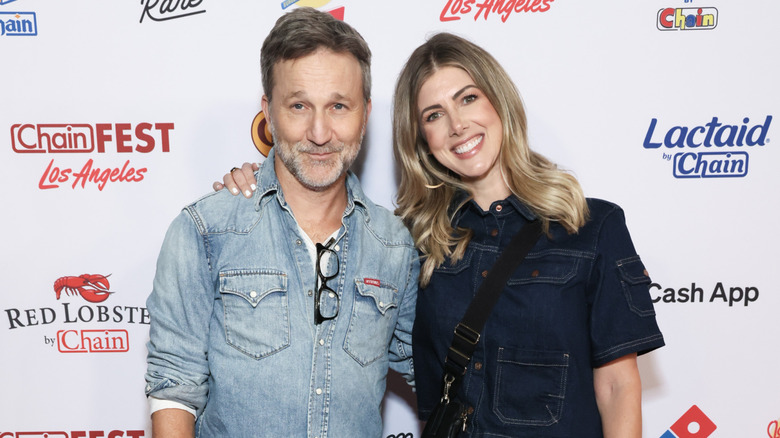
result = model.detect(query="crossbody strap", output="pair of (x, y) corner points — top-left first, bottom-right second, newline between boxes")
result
(442, 219), (543, 386)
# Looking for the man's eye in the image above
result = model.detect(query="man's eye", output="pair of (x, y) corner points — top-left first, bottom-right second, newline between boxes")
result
(292, 103), (304, 110)
(333, 103), (345, 110)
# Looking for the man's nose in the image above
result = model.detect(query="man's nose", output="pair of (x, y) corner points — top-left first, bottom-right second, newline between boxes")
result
(307, 111), (333, 146)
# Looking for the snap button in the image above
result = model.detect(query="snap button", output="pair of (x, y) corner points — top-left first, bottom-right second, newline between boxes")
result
(308, 290), (313, 296)
(315, 388), (323, 395)
(467, 406), (475, 414)
(296, 239), (302, 246)
(490, 229), (498, 237)
(319, 339), (324, 346)
(481, 270), (488, 278)
(329, 292), (336, 298)
(379, 301), (384, 307)
(250, 291), (258, 298)
(334, 244), (340, 251)
(495, 205), (503, 212)
(531, 270), (540, 278)
(474, 362), (482, 370)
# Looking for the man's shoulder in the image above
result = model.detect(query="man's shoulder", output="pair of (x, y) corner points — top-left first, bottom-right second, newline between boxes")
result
(180, 189), (264, 234)
(355, 198), (415, 248)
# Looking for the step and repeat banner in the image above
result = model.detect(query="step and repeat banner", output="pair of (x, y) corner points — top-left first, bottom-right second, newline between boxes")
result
(1, 1), (778, 437)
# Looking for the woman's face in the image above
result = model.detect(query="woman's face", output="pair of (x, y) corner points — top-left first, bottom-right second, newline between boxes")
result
(417, 66), (503, 188)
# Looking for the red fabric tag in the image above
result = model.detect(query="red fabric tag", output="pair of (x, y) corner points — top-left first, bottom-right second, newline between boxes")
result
(364, 278), (381, 287)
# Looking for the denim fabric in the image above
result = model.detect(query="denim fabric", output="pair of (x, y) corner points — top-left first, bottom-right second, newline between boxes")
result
(145, 150), (418, 438)
(413, 197), (664, 437)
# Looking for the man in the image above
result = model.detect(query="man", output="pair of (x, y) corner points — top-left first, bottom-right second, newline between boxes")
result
(145, 8), (418, 437)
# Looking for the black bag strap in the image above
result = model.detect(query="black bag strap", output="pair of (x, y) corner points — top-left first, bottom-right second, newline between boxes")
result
(442, 219), (543, 388)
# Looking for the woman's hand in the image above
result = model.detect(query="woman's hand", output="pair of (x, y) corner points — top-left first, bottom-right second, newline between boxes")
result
(213, 162), (259, 198)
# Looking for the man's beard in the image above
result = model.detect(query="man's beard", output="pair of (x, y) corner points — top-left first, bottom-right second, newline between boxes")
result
(270, 121), (363, 191)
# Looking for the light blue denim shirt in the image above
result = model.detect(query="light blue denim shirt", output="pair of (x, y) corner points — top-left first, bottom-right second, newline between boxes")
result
(145, 150), (418, 437)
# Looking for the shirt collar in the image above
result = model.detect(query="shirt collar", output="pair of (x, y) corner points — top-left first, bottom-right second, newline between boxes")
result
(452, 189), (537, 224)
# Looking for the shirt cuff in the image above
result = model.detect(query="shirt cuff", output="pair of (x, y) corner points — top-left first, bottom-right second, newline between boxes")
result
(149, 396), (197, 418)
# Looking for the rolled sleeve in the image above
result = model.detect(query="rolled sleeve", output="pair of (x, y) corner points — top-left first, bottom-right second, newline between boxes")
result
(387, 247), (419, 387)
(145, 209), (215, 414)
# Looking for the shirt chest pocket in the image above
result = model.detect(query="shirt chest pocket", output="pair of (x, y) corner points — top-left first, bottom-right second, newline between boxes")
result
(344, 279), (398, 367)
(507, 254), (580, 289)
(219, 270), (289, 359)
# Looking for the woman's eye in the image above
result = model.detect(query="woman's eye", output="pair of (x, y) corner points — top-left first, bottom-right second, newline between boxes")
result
(463, 94), (477, 104)
(425, 112), (441, 122)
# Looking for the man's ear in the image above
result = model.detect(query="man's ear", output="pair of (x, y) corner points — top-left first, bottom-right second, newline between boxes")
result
(261, 95), (270, 121)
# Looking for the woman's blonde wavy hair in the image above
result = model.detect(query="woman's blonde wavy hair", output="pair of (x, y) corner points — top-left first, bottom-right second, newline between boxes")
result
(393, 32), (589, 286)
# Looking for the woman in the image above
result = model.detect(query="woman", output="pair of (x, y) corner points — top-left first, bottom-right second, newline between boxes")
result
(219, 32), (664, 437)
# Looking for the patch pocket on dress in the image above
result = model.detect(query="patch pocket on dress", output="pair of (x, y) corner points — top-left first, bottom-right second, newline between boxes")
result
(344, 279), (398, 367)
(432, 250), (473, 275)
(616, 256), (656, 317)
(507, 255), (579, 286)
(219, 269), (289, 359)
(493, 348), (569, 426)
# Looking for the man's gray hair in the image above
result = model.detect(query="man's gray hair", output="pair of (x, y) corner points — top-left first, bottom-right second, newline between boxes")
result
(261, 7), (372, 103)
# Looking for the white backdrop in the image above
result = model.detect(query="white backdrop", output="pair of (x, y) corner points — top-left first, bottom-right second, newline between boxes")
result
(2, 1), (778, 437)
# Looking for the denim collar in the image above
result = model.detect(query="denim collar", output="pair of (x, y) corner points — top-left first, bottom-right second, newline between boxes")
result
(451, 189), (537, 225)
(254, 148), (370, 219)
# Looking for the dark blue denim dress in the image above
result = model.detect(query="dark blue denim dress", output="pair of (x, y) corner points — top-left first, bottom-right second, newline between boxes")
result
(413, 197), (665, 437)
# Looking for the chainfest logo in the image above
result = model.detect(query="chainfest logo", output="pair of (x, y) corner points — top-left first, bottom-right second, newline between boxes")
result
(642, 115), (772, 179)
(660, 405), (717, 438)
(440, 0), (556, 22)
(11, 122), (174, 190)
(0, 431), (145, 438)
(139, 0), (206, 23)
(3, 273), (149, 353)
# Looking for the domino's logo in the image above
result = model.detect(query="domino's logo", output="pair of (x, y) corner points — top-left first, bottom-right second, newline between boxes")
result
(661, 405), (717, 438)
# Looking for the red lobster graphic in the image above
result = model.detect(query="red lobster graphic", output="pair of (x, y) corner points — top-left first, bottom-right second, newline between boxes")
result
(53, 274), (113, 303)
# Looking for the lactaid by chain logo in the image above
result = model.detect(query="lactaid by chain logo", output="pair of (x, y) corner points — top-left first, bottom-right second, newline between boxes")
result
(440, 0), (555, 22)
(642, 116), (771, 178)
(661, 405), (716, 438)
(658, 7), (718, 31)
(0, 11), (36, 36)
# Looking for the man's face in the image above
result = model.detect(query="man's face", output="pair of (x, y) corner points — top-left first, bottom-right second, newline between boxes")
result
(263, 48), (371, 191)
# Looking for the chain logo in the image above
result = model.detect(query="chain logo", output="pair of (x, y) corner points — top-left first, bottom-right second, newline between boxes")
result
(657, 7), (718, 31)
(0, 11), (36, 36)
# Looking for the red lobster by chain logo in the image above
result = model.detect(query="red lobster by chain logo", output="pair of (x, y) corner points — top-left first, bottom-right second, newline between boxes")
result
(53, 274), (114, 303)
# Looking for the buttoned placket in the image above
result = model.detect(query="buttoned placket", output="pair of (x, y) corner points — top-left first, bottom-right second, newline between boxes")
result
(305, 226), (348, 438)
(462, 201), (505, 432)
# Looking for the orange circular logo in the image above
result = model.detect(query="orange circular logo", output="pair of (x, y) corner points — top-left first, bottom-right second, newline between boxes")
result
(251, 111), (274, 157)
